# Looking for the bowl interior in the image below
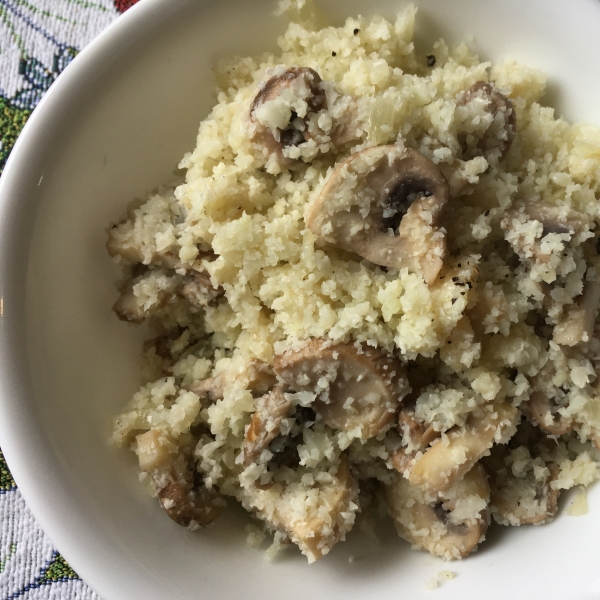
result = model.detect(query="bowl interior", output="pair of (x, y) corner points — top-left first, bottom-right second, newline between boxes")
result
(3, 0), (600, 598)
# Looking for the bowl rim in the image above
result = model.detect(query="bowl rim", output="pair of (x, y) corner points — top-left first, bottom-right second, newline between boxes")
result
(4, 0), (600, 598)
(0, 0), (189, 596)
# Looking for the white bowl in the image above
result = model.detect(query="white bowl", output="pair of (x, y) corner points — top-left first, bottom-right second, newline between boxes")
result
(2, 0), (600, 598)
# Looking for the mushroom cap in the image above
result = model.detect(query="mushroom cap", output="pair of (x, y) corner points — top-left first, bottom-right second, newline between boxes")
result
(242, 385), (293, 466)
(484, 436), (561, 527)
(249, 67), (325, 163)
(305, 145), (450, 284)
(456, 81), (516, 162)
(136, 429), (223, 528)
(385, 463), (490, 559)
(523, 391), (573, 436)
(501, 200), (589, 268)
(247, 457), (358, 563)
(553, 276), (600, 346)
(251, 67), (325, 116)
(157, 481), (223, 528)
(274, 339), (409, 439)
(408, 401), (520, 493)
(187, 358), (277, 403)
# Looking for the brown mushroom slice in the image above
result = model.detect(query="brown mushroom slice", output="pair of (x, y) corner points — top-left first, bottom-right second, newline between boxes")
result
(113, 269), (181, 323)
(490, 461), (559, 526)
(385, 463), (490, 559)
(399, 409), (440, 448)
(409, 402), (519, 493)
(391, 409), (440, 474)
(243, 385), (293, 466)
(274, 339), (409, 439)
(187, 358), (277, 403)
(113, 268), (221, 323)
(553, 277), (600, 346)
(456, 81), (516, 162)
(523, 391), (573, 436)
(252, 458), (358, 563)
(136, 429), (222, 528)
(107, 233), (181, 270)
(305, 146), (450, 284)
(501, 200), (588, 266)
(249, 67), (325, 163)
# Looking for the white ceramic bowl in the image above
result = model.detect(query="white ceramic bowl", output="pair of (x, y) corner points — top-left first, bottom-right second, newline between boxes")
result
(2, 0), (600, 598)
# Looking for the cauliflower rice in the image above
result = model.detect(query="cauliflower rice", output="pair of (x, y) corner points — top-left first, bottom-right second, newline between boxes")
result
(108, 0), (600, 563)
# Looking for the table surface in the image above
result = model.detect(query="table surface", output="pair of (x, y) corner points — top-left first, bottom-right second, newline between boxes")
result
(0, 3), (139, 598)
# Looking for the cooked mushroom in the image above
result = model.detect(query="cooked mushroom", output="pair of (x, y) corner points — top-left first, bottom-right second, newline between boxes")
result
(113, 268), (186, 323)
(456, 81), (516, 162)
(249, 67), (326, 163)
(553, 277), (600, 346)
(391, 409), (440, 474)
(250, 457), (358, 563)
(113, 267), (221, 323)
(408, 401), (519, 493)
(107, 232), (181, 270)
(274, 339), (409, 439)
(385, 463), (490, 559)
(187, 358), (277, 403)
(305, 145), (451, 284)
(485, 443), (560, 526)
(136, 429), (223, 528)
(399, 409), (440, 448)
(243, 385), (293, 466)
(501, 200), (589, 267)
(523, 390), (573, 436)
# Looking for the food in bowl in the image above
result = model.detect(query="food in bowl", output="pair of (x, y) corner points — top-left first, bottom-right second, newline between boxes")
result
(107, 0), (600, 563)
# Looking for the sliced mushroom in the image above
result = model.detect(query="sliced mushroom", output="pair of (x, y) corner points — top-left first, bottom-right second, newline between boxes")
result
(113, 269), (179, 323)
(456, 81), (516, 162)
(501, 200), (589, 267)
(391, 409), (440, 474)
(107, 233), (181, 270)
(408, 401), (520, 493)
(385, 463), (490, 559)
(243, 385), (293, 466)
(305, 145), (450, 284)
(274, 339), (409, 439)
(523, 390), (573, 436)
(553, 277), (600, 346)
(485, 444), (560, 526)
(136, 428), (223, 528)
(113, 267), (222, 323)
(187, 358), (277, 403)
(249, 67), (325, 164)
(399, 409), (440, 448)
(250, 457), (358, 563)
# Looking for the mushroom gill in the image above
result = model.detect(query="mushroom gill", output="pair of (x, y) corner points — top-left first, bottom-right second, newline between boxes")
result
(249, 67), (326, 164)
(305, 145), (451, 284)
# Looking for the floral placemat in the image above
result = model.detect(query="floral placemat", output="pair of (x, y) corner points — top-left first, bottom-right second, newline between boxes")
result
(0, 3), (139, 597)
